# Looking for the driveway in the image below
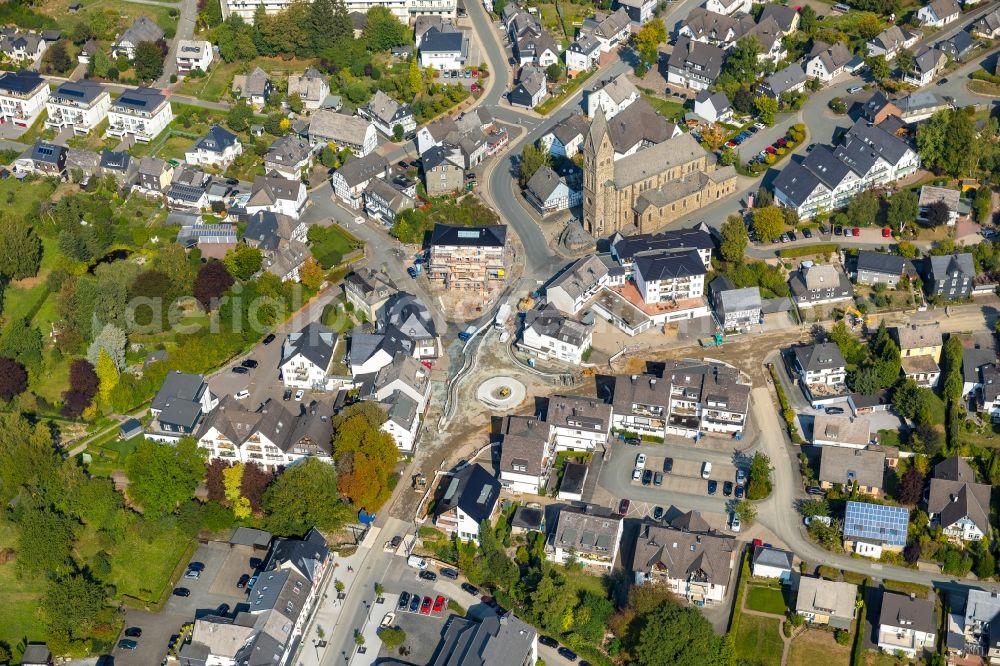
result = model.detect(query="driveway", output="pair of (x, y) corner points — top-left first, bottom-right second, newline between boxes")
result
(115, 542), (249, 666)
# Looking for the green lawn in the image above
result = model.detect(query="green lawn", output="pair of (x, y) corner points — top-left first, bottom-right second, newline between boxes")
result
(17, 110), (57, 146)
(0, 177), (57, 219)
(787, 628), (851, 666)
(0, 522), (48, 654)
(745, 585), (790, 615)
(309, 225), (364, 269)
(734, 615), (784, 665)
(75, 523), (192, 602)
(642, 94), (686, 122)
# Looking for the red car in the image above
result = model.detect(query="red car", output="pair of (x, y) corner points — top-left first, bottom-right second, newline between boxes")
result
(776, 137), (788, 147)
(882, 227), (891, 237)
(852, 227), (861, 237)
(421, 360), (433, 369)
(420, 596), (432, 614)
(752, 538), (763, 547)
(766, 146), (777, 154)
(433, 595), (446, 613)
(618, 498), (630, 515)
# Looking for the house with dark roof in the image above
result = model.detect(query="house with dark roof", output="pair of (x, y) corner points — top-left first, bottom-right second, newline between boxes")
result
(938, 30), (977, 62)
(148, 371), (218, 443)
(420, 143), (465, 195)
(758, 64), (807, 99)
(524, 165), (581, 214)
(509, 63), (547, 109)
(331, 152), (389, 209)
(342, 268), (395, 323)
(185, 125), (242, 169)
(107, 87), (173, 143)
(287, 66), (329, 111)
(924, 253), (975, 301)
(246, 174), (307, 219)
(585, 73), (640, 119)
(136, 156), (173, 196)
(693, 90), (731, 123)
(678, 8), (754, 49)
(805, 41), (854, 82)
(539, 113), (590, 157)
(854, 251), (909, 286)
(973, 7), (1000, 38)
(112, 16), (164, 60)
(512, 505), (544, 532)
(667, 37), (724, 91)
(20, 644), (52, 666)
(866, 24), (920, 59)
(610, 223), (714, 270)
(579, 8), (631, 52)
(428, 223), (508, 288)
(429, 612), (538, 666)
(928, 456), (991, 542)
(904, 47), (947, 86)
(558, 461), (589, 501)
(704, 0), (751, 16)
(231, 67), (273, 110)
(792, 342), (847, 387)
(419, 26), (469, 70)
(631, 514), (737, 604)
(0, 70), (49, 128)
(796, 577), (858, 628)
(750, 545), (793, 580)
(0, 31), (46, 63)
(547, 506), (624, 570)
(878, 591), (937, 657)
(861, 91), (901, 124)
(819, 446), (885, 495)
(433, 463), (501, 542)
(566, 32), (601, 74)
(13, 140), (66, 178)
(308, 110), (377, 157)
(380, 291), (439, 358)
(361, 89), (416, 137)
(280, 322), (339, 390)
(519, 302), (593, 364)
(263, 135), (312, 180)
(99, 149), (137, 186)
(758, 3), (799, 34)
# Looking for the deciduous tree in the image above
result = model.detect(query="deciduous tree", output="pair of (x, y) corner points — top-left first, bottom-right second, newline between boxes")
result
(518, 143), (550, 187)
(719, 214), (748, 263)
(752, 206), (785, 243)
(362, 6), (406, 51)
(632, 600), (722, 665)
(0, 357), (27, 402)
(897, 467), (924, 505)
(125, 438), (206, 518)
(62, 359), (99, 417)
(194, 260), (235, 309)
(223, 463), (251, 519)
(866, 54), (889, 80)
(263, 457), (352, 535)
(633, 18), (666, 66)
(299, 255), (325, 290)
(134, 40), (165, 81)
(0, 215), (41, 280)
(95, 349), (119, 405)
(747, 452), (772, 500)
(886, 189), (918, 232)
(223, 244), (263, 281)
(754, 95), (777, 126)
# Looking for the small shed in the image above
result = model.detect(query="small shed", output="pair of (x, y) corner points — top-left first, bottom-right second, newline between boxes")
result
(511, 506), (543, 534)
(230, 527), (273, 550)
(119, 418), (143, 440)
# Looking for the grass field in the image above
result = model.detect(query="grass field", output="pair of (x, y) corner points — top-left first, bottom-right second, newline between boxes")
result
(37, 0), (178, 34)
(788, 628), (851, 666)
(745, 585), (790, 615)
(175, 57), (317, 102)
(0, 522), (48, 654)
(309, 225), (363, 269)
(734, 615), (785, 665)
(642, 94), (686, 122)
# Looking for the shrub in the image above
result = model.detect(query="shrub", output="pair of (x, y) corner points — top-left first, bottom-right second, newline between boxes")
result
(834, 628), (850, 645)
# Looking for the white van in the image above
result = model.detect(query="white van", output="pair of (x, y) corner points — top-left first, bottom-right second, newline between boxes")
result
(234, 389), (250, 400)
(407, 555), (428, 570)
(701, 461), (712, 479)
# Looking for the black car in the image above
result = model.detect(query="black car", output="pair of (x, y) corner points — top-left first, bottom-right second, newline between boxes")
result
(231, 366), (249, 374)
(558, 647), (578, 661)
(226, 178), (240, 185)
(624, 437), (641, 446)
(249, 557), (262, 569)
(188, 561), (205, 572)
(262, 333), (276, 345)
(653, 471), (663, 486)
(834, 225), (843, 236)
(461, 582), (479, 596)
(216, 603), (230, 616)
(237, 574), (250, 589)
(806, 486), (826, 496)
(118, 640), (138, 651)
(283, 389), (292, 401)
(802, 228), (812, 239)
(788, 231), (798, 241)
(642, 469), (653, 485)
(663, 457), (673, 473)
(398, 160), (409, 169)
(173, 587), (191, 597)
(652, 506), (664, 520)
(735, 485), (745, 499)
(707, 480), (718, 495)
(723, 481), (734, 497)
(389, 535), (403, 549)
(124, 627), (142, 638)
(419, 570), (437, 581)
(440, 568), (459, 579)
(825, 406), (845, 415)
(539, 636), (559, 648)
(241, 359), (258, 368)
(937, 77), (948, 85)
(398, 591), (411, 610)
(409, 593), (421, 612)
(618, 498), (630, 515)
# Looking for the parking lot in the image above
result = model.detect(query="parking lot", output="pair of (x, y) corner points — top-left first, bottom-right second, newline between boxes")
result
(114, 542), (253, 666)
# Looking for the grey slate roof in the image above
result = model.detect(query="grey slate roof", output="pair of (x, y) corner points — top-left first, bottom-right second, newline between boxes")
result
(335, 152), (389, 188)
(880, 591), (936, 633)
(856, 251), (906, 276)
(191, 125), (238, 154)
(429, 612), (537, 666)
(928, 456), (991, 535)
(282, 322), (337, 371)
(819, 446), (885, 489)
(634, 248), (705, 281)
(118, 16), (164, 45)
(759, 3), (798, 32)
(435, 463), (501, 524)
(928, 253), (975, 281)
(50, 79), (105, 104)
(793, 342), (846, 373)
(523, 302), (591, 348)
(430, 223), (507, 248)
(751, 544), (793, 571)
(763, 64), (806, 97)
(717, 285), (762, 313)
(422, 26), (465, 53)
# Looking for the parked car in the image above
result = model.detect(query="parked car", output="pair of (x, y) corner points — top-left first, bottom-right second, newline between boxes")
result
(802, 228), (812, 239)
(852, 227), (861, 237)
(707, 480), (718, 495)
(397, 160), (409, 169)
(262, 333), (276, 345)
(937, 77), (948, 85)
(632, 468), (642, 481)
(806, 486), (826, 496)
(540, 636), (559, 648)
(723, 481), (734, 497)
(398, 591), (411, 610)
(188, 561), (205, 571)
(184, 569), (201, 580)
(642, 469), (653, 485)
(788, 231), (797, 242)
(419, 570), (437, 581)
(283, 389), (292, 401)
(653, 472), (663, 486)
(231, 366), (249, 374)
(730, 513), (742, 532)
(461, 582), (479, 596)
(216, 603), (230, 616)
(847, 85), (863, 94)
(652, 506), (664, 520)
(702, 461), (712, 479)
(294, 389), (304, 401)
(433, 595), (446, 613)
(420, 596), (432, 614)
(624, 436), (641, 446)
(381, 612), (396, 627)
(558, 647), (578, 661)
(409, 593), (421, 612)
(124, 627), (142, 638)
(735, 485), (745, 499)
(247, 576), (257, 589)
(834, 225), (843, 235)
(234, 389), (250, 400)
(237, 574), (250, 588)
(249, 557), (262, 569)
(173, 587), (191, 597)
(407, 267), (418, 279)
(440, 568), (458, 579)
(618, 498), (630, 515)
(825, 406), (845, 415)
(882, 227), (891, 237)
(241, 358), (258, 368)
(118, 640), (138, 651)
(663, 457), (673, 473)
(635, 453), (646, 469)
(736, 468), (747, 486)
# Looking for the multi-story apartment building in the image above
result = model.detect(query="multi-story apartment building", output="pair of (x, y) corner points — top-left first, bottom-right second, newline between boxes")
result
(544, 394), (612, 451)
(433, 463), (500, 543)
(106, 88), (173, 143)
(176, 39), (213, 74)
(499, 415), (554, 493)
(633, 249), (705, 304)
(0, 70), (48, 128)
(427, 223), (507, 289)
(547, 507), (623, 571)
(44, 80), (109, 135)
(519, 303), (593, 364)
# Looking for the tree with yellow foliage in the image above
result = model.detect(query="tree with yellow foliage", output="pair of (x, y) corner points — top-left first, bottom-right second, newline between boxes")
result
(95, 349), (119, 406)
(299, 255), (325, 291)
(224, 463), (252, 519)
